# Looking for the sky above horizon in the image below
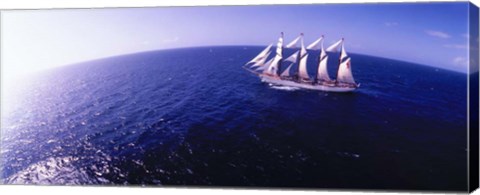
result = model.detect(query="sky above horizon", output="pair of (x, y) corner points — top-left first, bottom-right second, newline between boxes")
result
(1, 2), (474, 77)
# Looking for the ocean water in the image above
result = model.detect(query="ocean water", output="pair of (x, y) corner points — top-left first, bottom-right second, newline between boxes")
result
(0, 46), (467, 191)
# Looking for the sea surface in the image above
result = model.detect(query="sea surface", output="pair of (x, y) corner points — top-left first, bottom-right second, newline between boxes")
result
(0, 46), (468, 191)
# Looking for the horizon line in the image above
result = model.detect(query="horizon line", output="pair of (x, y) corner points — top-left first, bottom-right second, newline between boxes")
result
(1, 44), (469, 79)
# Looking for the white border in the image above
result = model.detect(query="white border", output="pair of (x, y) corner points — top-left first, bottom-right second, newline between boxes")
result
(0, 0), (478, 10)
(0, 0), (479, 195)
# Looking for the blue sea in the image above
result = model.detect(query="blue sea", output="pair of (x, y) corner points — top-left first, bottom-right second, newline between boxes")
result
(0, 46), (467, 191)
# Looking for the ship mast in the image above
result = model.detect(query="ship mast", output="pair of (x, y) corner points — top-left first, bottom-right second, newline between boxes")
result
(316, 35), (332, 82)
(297, 33), (310, 80)
(304, 35), (331, 82)
(335, 39), (357, 85)
(263, 32), (284, 76)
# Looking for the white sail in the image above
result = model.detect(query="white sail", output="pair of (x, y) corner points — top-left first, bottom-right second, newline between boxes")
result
(264, 56), (282, 75)
(264, 57), (274, 67)
(280, 63), (294, 77)
(298, 53), (309, 79)
(256, 57), (274, 71)
(340, 42), (348, 61)
(246, 44), (273, 65)
(285, 36), (300, 48)
(284, 51), (299, 63)
(306, 36), (324, 50)
(264, 33), (284, 75)
(298, 35), (310, 79)
(336, 57), (356, 84)
(256, 65), (266, 71)
(250, 51), (271, 68)
(317, 55), (331, 81)
(316, 39), (332, 81)
(326, 39), (343, 52)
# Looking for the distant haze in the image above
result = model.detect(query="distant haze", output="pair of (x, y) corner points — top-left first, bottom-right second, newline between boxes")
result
(1, 2), (473, 78)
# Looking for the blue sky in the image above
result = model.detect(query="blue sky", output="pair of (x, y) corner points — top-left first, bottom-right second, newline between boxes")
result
(1, 2), (473, 76)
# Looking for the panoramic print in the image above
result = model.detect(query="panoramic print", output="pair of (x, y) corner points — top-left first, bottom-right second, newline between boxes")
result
(1, 2), (478, 192)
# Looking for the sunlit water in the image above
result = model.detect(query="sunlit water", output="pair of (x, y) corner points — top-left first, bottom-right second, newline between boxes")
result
(0, 46), (467, 190)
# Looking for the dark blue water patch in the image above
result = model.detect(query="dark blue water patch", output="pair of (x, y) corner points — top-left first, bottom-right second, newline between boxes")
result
(1, 46), (467, 191)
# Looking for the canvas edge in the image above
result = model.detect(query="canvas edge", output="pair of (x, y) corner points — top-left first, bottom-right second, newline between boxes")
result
(468, 2), (480, 193)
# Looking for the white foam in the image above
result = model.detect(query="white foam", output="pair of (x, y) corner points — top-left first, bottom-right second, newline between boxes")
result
(5, 156), (99, 185)
(270, 85), (300, 91)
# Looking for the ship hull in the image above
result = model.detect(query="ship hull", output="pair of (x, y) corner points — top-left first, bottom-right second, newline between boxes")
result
(260, 75), (357, 92)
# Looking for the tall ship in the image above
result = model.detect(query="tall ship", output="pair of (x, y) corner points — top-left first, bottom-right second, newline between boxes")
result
(244, 32), (360, 92)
